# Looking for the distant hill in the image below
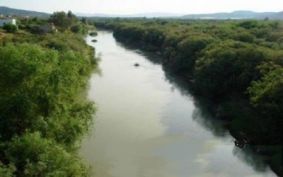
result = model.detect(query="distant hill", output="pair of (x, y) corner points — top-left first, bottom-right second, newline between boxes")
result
(182, 10), (283, 20)
(1, 6), (282, 20)
(268, 11), (283, 19)
(76, 12), (181, 18)
(128, 13), (181, 18)
(80, 10), (283, 19)
(0, 6), (49, 18)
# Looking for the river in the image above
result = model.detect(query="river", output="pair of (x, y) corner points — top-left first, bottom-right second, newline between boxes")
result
(80, 31), (277, 177)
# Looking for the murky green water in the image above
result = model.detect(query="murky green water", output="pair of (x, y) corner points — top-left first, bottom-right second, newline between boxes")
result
(80, 31), (277, 177)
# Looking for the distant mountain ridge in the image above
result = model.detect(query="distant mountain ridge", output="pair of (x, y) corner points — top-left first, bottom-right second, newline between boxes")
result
(182, 10), (283, 19)
(268, 11), (283, 19)
(81, 10), (283, 19)
(76, 12), (182, 18)
(0, 6), (282, 20)
(0, 6), (49, 18)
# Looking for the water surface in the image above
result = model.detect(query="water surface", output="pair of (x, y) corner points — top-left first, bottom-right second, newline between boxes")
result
(80, 31), (276, 177)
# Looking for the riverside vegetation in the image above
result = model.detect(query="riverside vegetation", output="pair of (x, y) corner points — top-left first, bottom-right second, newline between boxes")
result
(94, 18), (283, 176)
(0, 12), (96, 176)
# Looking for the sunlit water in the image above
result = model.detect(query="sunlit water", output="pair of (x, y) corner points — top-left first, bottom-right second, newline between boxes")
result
(80, 31), (277, 177)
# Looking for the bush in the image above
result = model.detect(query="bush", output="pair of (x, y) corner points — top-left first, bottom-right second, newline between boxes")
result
(3, 132), (89, 177)
(3, 24), (17, 33)
(248, 68), (283, 117)
(49, 11), (78, 31)
(0, 163), (15, 177)
(71, 24), (82, 33)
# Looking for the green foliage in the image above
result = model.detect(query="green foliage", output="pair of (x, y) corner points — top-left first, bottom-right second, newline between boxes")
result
(0, 163), (15, 177)
(18, 18), (46, 31)
(48, 11), (87, 34)
(70, 24), (82, 33)
(194, 41), (268, 98)
(0, 19), (96, 176)
(249, 68), (283, 117)
(49, 11), (78, 31)
(165, 33), (214, 73)
(81, 18), (88, 25)
(3, 24), (17, 33)
(238, 20), (260, 29)
(233, 31), (255, 42)
(3, 132), (89, 177)
(0, 43), (94, 142)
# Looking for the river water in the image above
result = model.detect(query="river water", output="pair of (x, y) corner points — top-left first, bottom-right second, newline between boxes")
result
(80, 31), (276, 177)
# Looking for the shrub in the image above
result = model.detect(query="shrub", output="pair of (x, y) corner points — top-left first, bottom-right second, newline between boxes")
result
(71, 24), (82, 33)
(3, 132), (89, 177)
(3, 24), (17, 33)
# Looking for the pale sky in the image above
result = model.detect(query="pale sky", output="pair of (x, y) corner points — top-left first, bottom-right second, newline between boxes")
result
(0, 0), (282, 15)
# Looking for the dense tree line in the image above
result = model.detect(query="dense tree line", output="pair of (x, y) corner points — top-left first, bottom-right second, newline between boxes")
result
(94, 18), (283, 176)
(0, 13), (96, 176)
(14, 11), (91, 35)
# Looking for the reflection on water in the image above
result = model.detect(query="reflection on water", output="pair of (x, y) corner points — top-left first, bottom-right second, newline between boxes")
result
(80, 31), (277, 177)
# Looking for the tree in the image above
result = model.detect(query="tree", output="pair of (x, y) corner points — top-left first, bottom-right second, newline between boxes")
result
(0, 43), (94, 143)
(194, 41), (267, 99)
(169, 34), (213, 73)
(49, 11), (78, 30)
(248, 68), (283, 117)
(81, 17), (88, 25)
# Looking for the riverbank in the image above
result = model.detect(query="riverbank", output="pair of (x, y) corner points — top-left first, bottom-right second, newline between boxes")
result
(94, 19), (283, 176)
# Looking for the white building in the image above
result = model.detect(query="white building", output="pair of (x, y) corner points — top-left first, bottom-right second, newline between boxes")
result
(0, 19), (16, 27)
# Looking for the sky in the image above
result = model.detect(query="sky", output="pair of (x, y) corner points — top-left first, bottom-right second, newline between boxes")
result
(0, 0), (282, 15)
